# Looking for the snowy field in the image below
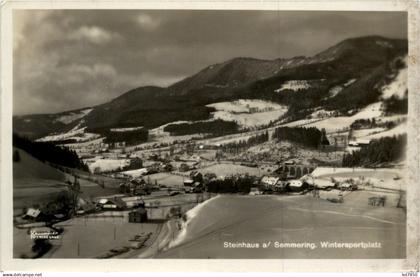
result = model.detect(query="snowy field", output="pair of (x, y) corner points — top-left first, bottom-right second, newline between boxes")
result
(352, 127), (387, 138)
(196, 163), (263, 178)
(120, 168), (148, 178)
(206, 99), (287, 128)
(303, 102), (383, 132)
(311, 167), (406, 191)
(158, 194), (405, 259)
(363, 122), (406, 140)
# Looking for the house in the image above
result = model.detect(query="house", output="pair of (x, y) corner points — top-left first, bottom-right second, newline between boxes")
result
(119, 179), (148, 195)
(128, 208), (148, 223)
(184, 179), (195, 193)
(121, 196), (145, 208)
(287, 180), (308, 192)
(260, 176), (281, 191)
(76, 198), (96, 214)
(339, 182), (352, 191)
(113, 141), (126, 148)
(183, 179), (194, 186)
(192, 182), (203, 193)
(22, 208), (42, 221)
(368, 196), (386, 207)
(179, 163), (191, 172)
(339, 182), (358, 191)
(98, 197), (127, 210)
(348, 139), (371, 147)
(190, 171), (203, 183)
(249, 187), (263, 195)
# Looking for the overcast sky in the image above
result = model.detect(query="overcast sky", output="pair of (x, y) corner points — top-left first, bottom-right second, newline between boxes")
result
(13, 10), (407, 115)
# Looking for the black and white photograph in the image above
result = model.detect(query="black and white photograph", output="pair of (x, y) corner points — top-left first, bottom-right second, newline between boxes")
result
(1, 3), (419, 271)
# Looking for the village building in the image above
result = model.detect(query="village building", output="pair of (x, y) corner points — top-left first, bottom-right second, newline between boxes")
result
(287, 180), (308, 192)
(76, 198), (96, 214)
(22, 208), (42, 221)
(348, 139), (371, 147)
(339, 182), (353, 191)
(260, 176), (281, 191)
(192, 182), (203, 193)
(190, 171), (203, 183)
(183, 179), (194, 186)
(128, 208), (148, 223)
(249, 187), (263, 195)
(98, 197), (127, 210)
(183, 178), (196, 193)
(119, 179), (148, 195)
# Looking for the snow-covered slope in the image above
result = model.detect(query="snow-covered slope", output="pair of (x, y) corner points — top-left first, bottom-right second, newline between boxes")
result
(37, 121), (101, 143)
(207, 99), (287, 128)
(381, 56), (407, 99)
(54, 108), (93, 124)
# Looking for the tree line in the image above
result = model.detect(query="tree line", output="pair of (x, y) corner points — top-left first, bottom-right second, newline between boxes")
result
(220, 132), (269, 154)
(86, 127), (148, 146)
(163, 119), (239, 136)
(205, 175), (255, 194)
(13, 133), (89, 171)
(342, 134), (406, 167)
(350, 118), (397, 130)
(383, 94), (408, 115)
(272, 126), (329, 148)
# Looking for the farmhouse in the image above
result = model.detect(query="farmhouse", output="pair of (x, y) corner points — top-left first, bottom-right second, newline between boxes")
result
(22, 208), (42, 221)
(260, 176), (281, 191)
(190, 171), (203, 183)
(76, 198), (96, 214)
(119, 179), (148, 195)
(249, 187), (263, 195)
(348, 139), (371, 147)
(183, 179), (194, 186)
(287, 180), (308, 192)
(128, 208), (148, 223)
(98, 197), (127, 210)
(339, 182), (357, 191)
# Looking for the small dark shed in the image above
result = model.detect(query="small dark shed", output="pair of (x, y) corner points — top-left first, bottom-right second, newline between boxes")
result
(129, 208), (148, 223)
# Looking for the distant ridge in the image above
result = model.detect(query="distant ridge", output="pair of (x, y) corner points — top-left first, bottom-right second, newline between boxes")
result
(14, 35), (407, 139)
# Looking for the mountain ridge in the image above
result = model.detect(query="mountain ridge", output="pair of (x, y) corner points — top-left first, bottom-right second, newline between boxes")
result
(13, 35), (407, 139)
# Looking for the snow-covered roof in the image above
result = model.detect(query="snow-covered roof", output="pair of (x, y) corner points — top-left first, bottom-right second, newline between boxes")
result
(26, 208), (41, 218)
(356, 139), (371, 145)
(98, 198), (109, 204)
(289, 180), (303, 187)
(260, 176), (280, 186)
(340, 182), (352, 188)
